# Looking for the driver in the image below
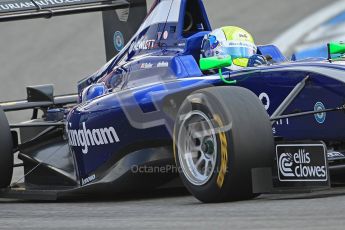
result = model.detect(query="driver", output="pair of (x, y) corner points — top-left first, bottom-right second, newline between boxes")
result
(201, 26), (267, 69)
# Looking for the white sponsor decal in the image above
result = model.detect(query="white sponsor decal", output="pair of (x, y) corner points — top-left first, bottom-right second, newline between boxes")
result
(275, 118), (289, 126)
(67, 122), (120, 154)
(115, 8), (129, 22)
(327, 151), (345, 159)
(81, 174), (96, 186)
(0, 0), (84, 11)
(163, 30), (169, 40)
(277, 147), (327, 181)
(157, 32), (162, 40)
(278, 153), (294, 177)
(141, 63), (153, 69)
(259, 92), (270, 110)
(132, 36), (156, 51)
(157, 61), (169, 68)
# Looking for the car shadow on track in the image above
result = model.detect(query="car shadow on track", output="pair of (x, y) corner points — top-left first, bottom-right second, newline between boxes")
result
(258, 186), (345, 201)
(0, 187), (192, 204)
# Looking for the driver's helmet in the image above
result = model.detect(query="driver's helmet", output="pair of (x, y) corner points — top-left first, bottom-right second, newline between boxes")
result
(201, 26), (257, 67)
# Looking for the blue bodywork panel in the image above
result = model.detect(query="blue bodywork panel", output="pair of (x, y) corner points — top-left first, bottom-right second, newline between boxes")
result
(66, 0), (345, 183)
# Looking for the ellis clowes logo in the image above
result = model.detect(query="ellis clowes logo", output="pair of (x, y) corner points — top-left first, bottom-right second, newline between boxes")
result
(277, 144), (327, 182)
(278, 153), (294, 177)
(67, 122), (120, 154)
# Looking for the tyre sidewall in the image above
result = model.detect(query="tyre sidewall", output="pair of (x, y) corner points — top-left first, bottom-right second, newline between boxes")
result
(174, 87), (274, 202)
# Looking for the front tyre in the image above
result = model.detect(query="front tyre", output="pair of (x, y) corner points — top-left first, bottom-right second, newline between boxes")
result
(174, 87), (274, 203)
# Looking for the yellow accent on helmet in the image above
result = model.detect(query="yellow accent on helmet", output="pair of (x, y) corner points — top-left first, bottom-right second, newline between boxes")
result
(221, 26), (255, 44)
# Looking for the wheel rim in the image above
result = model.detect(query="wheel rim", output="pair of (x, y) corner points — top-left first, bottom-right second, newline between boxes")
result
(177, 110), (217, 186)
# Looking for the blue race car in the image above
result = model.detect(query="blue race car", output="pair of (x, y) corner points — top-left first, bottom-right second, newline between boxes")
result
(0, 0), (344, 202)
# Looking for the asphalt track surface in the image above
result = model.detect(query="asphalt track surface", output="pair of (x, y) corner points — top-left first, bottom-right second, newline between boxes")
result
(1, 0), (344, 229)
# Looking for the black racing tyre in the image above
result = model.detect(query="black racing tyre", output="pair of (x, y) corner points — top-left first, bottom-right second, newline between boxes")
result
(0, 106), (13, 188)
(173, 86), (274, 203)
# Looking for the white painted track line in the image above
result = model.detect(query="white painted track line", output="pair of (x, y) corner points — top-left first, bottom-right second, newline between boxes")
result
(272, 0), (345, 53)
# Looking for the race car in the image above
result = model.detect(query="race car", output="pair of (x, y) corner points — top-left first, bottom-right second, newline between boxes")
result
(0, 0), (345, 203)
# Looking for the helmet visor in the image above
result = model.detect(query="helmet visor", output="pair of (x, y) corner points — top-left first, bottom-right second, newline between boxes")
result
(220, 41), (257, 59)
